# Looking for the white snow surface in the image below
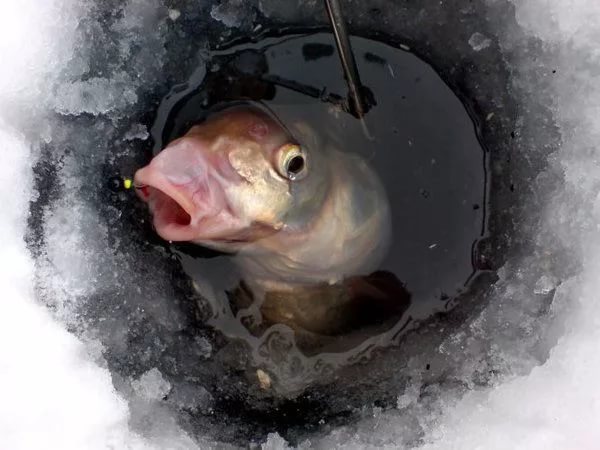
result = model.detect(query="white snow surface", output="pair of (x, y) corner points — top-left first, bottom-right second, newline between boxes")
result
(2, 0), (600, 449)
(0, 1), (195, 449)
(0, 4), (141, 447)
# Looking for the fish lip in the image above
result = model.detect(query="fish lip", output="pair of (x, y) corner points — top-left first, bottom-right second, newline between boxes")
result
(133, 165), (221, 242)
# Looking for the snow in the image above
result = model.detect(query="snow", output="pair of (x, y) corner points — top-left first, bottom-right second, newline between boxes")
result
(0, 17), (144, 448)
(418, 273), (600, 450)
(2, 0), (600, 448)
(0, 0), (195, 448)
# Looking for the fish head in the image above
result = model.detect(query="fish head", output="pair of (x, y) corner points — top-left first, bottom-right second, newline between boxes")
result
(134, 105), (329, 251)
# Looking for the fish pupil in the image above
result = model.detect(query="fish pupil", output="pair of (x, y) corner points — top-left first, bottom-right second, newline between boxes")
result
(287, 155), (305, 177)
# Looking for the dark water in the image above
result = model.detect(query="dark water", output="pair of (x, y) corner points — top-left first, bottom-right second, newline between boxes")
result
(148, 32), (487, 381)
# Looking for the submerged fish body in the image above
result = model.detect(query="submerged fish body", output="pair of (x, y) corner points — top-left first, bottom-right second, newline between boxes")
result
(135, 105), (401, 337)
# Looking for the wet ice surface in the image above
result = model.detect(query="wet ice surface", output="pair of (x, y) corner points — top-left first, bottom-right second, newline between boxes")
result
(3, 0), (600, 448)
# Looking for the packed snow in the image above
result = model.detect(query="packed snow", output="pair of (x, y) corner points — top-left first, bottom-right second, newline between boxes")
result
(2, 0), (600, 448)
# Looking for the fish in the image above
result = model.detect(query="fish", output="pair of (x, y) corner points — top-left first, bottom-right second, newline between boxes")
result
(134, 104), (408, 343)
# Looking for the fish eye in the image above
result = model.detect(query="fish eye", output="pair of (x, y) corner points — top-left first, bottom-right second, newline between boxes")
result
(287, 155), (304, 175)
(277, 144), (307, 181)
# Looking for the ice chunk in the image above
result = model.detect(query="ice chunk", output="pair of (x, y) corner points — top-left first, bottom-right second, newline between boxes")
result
(168, 9), (181, 21)
(124, 123), (150, 141)
(261, 433), (292, 449)
(195, 336), (213, 358)
(168, 382), (214, 413)
(131, 368), (171, 401)
(118, 0), (167, 32)
(211, 0), (256, 28)
(396, 378), (422, 410)
(468, 32), (492, 51)
(54, 73), (138, 116)
(534, 274), (557, 295)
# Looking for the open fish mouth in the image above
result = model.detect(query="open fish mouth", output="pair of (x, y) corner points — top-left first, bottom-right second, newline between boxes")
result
(152, 189), (192, 227)
(132, 159), (224, 241)
(133, 170), (201, 242)
(138, 185), (192, 226)
(133, 161), (254, 244)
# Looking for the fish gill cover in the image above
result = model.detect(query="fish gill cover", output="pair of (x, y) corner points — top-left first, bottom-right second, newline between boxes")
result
(1, 0), (600, 448)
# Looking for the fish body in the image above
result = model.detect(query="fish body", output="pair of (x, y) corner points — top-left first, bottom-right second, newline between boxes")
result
(135, 105), (390, 283)
(135, 105), (403, 338)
